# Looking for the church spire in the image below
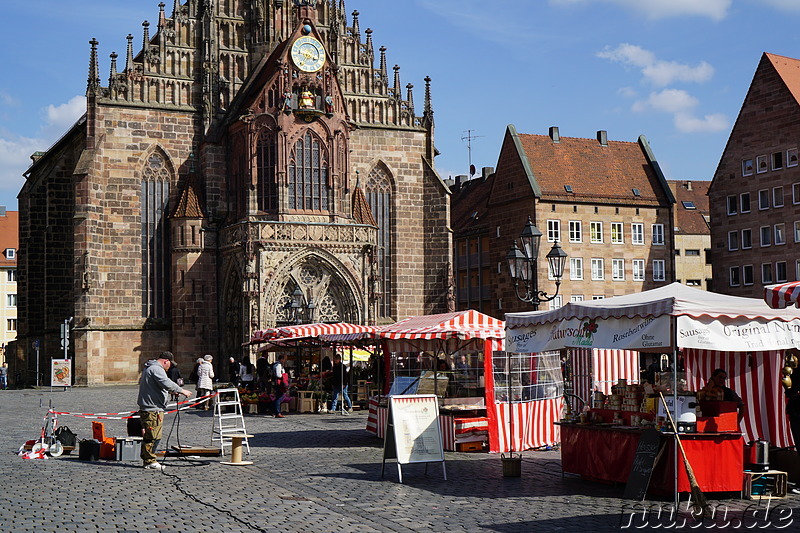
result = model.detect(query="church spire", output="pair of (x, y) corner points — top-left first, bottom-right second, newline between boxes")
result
(379, 46), (388, 87)
(351, 10), (360, 41)
(172, 0), (180, 17)
(365, 28), (373, 60)
(393, 65), (401, 98)
(125, 34), (134, 72)
(424, 75), (434, 126)
(158, 2), (167, 29)
(406, 83), (415, 115)
(142, 20), (151, 61)
(87, 38), (100, 96)
(109, 51), (118, 83)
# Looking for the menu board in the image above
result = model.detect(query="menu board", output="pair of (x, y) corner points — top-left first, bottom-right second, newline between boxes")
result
(623, 428), (664, 501)
(381, 395), (446, 483)
(51, 359), (72, 387)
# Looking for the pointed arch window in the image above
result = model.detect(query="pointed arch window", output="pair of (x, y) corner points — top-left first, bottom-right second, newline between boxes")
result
(256, 129), (278, 211)
(288, 131), (329, 211)
(141, 151), (171, 318)
(366, 165), (392, 318)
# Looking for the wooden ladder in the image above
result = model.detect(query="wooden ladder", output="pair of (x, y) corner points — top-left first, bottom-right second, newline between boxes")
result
(211, 388), (250, 455)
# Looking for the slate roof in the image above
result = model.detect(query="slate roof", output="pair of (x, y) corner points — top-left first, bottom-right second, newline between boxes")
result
(669, 180), (710, 235)
(516, 134), (670, 206)
(450, 174), (493, 235)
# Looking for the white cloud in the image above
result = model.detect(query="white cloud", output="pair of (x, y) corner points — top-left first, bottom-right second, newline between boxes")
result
(598, 44), (714, 87)
(757, 0), (800, 12)
(633, 89), (729, 133)
(550, 0), (731, 20)
(0, 95), (86, 201)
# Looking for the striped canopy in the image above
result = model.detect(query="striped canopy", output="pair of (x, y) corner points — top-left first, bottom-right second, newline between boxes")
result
(379, 309), (505, 340)
(764, 281), (800, 309)
(250, 323), (380, 344)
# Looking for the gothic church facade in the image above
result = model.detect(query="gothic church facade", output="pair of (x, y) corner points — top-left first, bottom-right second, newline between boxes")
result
(18, 0), (451, 385)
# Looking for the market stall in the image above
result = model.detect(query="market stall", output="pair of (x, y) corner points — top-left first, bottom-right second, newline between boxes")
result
(505, 283), (800, 494)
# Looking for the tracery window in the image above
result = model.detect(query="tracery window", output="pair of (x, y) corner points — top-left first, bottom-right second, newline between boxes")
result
(141, 151), (171, 318)
(366, 165), (392, 318)
(256, 130), (278, 211)
(288, 131), (328, 211)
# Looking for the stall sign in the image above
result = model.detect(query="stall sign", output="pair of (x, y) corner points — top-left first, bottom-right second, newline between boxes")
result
(51, 359), (72, 387)
(678, 315), (800, 351)
(507, 315), (670, 353)
(381, 394), (446, 483)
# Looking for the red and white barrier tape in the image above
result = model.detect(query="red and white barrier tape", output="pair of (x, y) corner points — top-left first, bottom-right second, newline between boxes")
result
(50, 392), (219, 419)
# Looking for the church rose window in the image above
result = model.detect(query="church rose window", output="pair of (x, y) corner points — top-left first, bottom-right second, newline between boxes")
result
(288, 131), (328, 211)
(141, 151), (171, 319)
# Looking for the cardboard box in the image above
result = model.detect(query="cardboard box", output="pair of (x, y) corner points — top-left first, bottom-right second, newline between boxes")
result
(457, 441), (483, 452)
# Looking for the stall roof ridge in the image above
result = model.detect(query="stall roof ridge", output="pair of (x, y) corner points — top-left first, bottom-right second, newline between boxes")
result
(505, 283), (800, 327)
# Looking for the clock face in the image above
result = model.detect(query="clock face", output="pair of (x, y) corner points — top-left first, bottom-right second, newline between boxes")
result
(291, 36), (326, 73)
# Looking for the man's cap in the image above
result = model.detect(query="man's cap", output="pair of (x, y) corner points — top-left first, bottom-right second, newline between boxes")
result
(158, 351), (175, 362)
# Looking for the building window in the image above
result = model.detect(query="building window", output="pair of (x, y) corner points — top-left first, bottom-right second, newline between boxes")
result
(141, 151), (171, 319)
(548, 295), (563, 310)
(366, 165), (393, 319)
(762, 263), (773, 284)
(796, 260), (800, 281)
(6, 294), (16, 307)
(759, 189), (770, 210)
(590, 222), (603, 243)
(685, 249), (701, 256)
(730, 266), (741, 287)
(612, 258), (625, 281)
(591, 258), (604, 280)
(794, 183), (800, 204)
(742, 229), (752, 249)
(760, 226), (772, 247)
(788, 148), (799, 167)
(570, 295), (584, 303)
(757, 154), (768, 173)
(743, 265), (754, 286)
(774, 186), (784, 208)
(633, 259), (645, 281)
(547, 219), (560, 242)
(775, 224), (786, 245)
(727, 195), (738, 215)
(631, 223), (644, 245)
(652, 224), (665, 245)
(795, 222), (800, 243)
(773, 151), (784, 171)
(611, 222), (624, 244)
(256, 130), (278, 211)
(569, 220), (582, 243)
(6, 269), (16, 282)
(6, 319), (16, 332)
(742, 159), (754, 176)
(740, 193), (751, 213)
(570, 257), (583, 280)
(4, 248), (14, 260)
(728, 231), (739, 251)
(653, 260), (665, 281)
(288, 131), (329, 211)
(592, 295), (605, 300)
(777, 261), (788, 283)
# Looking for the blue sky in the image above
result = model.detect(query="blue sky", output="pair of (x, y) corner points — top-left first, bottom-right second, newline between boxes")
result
(2, 0), (800, 210)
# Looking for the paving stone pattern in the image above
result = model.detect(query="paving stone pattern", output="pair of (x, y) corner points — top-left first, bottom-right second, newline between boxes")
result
(0, 387), (797, 532)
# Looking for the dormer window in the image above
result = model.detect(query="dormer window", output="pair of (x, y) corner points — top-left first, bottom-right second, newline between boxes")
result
(4, 248), (15, 260)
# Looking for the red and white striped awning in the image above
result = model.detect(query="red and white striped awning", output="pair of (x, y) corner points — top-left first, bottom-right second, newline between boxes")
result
(764, 281), (800, 309)
(379, 310), (505, 340)
(249, 323), (379, 344)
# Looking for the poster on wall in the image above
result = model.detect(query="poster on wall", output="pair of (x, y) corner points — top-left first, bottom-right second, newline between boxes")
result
(51, 359), (72, 388)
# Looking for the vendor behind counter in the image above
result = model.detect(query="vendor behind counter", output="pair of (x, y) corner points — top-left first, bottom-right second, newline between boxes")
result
(698, 368), (745, 423)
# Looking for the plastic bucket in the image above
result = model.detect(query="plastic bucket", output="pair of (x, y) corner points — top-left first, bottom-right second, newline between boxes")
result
(501, 453), (522, 477)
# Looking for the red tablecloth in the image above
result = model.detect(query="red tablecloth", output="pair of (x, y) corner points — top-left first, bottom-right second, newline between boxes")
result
(560, 424), (743, 493)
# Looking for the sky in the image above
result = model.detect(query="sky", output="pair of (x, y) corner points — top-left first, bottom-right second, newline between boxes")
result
(2, 0), (800, 211)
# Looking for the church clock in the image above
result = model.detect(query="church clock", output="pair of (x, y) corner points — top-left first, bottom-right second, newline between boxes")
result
(290, 36), (326, 73)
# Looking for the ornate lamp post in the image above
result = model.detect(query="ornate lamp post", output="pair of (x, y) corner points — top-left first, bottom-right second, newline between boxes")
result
(506, 216), (568, 310)
(285, 285), (316, 324)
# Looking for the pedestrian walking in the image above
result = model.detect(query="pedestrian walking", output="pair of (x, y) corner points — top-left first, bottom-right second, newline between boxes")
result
(0, 362), (8, 390)
(272, 354), (288, 418)
(136, 352), (192, 471)
(330, 354), (352, 414)
(196, 355), (215, 411)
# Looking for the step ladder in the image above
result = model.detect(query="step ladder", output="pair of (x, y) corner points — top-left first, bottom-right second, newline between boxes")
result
(211, 388), (250, 455)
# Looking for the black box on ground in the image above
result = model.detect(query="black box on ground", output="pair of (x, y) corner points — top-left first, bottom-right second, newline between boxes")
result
(78, 439), (100, 461)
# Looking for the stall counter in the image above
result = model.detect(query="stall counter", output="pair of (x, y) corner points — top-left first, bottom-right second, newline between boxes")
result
(559, 423), (744, 494)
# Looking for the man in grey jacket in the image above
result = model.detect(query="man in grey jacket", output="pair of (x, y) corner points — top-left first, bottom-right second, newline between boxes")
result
(137, 351), (192, 470)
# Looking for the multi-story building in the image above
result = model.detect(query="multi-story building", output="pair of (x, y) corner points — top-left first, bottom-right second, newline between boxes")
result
(452, 125), (675, 318)
(0, 208), (18, 365)
(669, 180), (712, 290)
(709, 53), (800, 297)
(18, 1), (451, 385)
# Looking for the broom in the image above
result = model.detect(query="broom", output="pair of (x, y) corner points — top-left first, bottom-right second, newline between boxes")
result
(658, 392), (708, 510)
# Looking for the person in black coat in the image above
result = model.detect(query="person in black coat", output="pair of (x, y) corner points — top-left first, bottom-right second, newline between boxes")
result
(329, 354), (352, 413)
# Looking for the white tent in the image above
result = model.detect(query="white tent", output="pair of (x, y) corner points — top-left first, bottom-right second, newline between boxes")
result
(506, 283), (800, 354)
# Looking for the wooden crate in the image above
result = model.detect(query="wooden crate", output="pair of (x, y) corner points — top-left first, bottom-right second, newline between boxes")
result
(744, 470), (787, 499)
(457, 441), (483, 452)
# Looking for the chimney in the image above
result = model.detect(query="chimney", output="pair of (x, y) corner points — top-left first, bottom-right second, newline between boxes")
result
(549, 126), (560, 143)
(683, 180), (692, 191)
(455, 175), (468, 189)
(0, 206), (6, 217)
(597, 130), (608, 146)
(481, 167), (494, 181)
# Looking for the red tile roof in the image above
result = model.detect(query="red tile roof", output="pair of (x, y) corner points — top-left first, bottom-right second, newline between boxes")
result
(669, 180), (710, 235)
(517, 134), (669, 205)
(0, 211), (18, 269)
(766, 53), (800, 106)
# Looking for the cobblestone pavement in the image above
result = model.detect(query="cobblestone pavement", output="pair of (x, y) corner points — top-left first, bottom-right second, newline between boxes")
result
(0, 387), (798, 532)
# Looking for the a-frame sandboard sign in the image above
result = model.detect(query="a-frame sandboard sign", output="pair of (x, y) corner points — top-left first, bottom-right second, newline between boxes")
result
(381, 394), (446, 483)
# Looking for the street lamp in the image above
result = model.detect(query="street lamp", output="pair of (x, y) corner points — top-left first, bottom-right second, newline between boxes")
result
(506, 216), (568, 310)
(284, 285), (316, 324)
